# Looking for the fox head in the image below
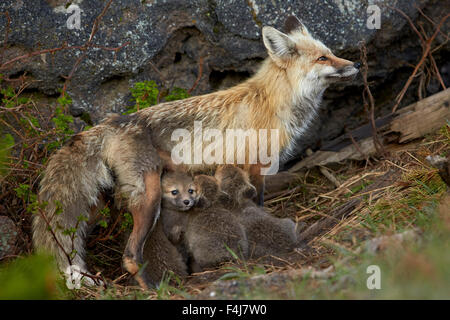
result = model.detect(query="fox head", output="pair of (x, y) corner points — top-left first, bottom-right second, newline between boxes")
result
(262, 15), (360, 92)
(161, 171), (198, 211)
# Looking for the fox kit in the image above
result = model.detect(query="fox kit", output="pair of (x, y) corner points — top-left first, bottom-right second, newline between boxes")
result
(216, 165), (300, 259)
(33, 15), (359, 288)
(142, 217), (188, 286)
(185, 174), (248, 272)
(161, 172), (248, 272)
(214, 165), (257, 209)
(159, 171), (198, 262)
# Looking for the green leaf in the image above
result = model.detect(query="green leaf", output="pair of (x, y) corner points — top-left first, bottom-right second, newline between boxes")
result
(165, 87), (190, 102)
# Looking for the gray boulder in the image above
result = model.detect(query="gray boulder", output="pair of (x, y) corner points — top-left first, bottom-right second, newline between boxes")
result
(0, 216), (18, 259)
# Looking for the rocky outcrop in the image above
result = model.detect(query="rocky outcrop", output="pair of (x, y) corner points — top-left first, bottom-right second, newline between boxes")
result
(0, 0), (448, 162)
(0, 216), (18, 259)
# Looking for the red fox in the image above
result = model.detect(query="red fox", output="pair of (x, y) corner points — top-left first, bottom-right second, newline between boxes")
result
(33, 15), (360, 288)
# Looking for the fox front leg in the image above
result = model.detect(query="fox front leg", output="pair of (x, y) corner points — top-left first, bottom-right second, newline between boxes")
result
(249, 164), (265, 206)
(123, 171), (161, 289)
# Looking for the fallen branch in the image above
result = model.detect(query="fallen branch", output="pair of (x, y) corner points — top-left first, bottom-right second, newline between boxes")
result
(304, 148), (341, 189)
(288, 88), (450, 172)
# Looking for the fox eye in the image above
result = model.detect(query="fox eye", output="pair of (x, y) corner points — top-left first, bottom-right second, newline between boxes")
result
(188, 189), (195, 194)
(317, 56), (328, 61)
(171, 190), (179, 195)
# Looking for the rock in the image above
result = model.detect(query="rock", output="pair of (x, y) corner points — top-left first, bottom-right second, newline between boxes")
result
(0, 0), (448, 161)
(363, 229), (421, 254)
(0, 216), (18, 259)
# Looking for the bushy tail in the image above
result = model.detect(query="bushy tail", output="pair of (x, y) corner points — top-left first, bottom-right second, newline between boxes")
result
(32, 127), (113, 273)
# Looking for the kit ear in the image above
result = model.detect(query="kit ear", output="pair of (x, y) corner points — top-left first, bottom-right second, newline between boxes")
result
(196, 196), (211, 209)
(241, 185), (257, 201)
(284, 15), (309, 36)
(262, 26), (296, 58)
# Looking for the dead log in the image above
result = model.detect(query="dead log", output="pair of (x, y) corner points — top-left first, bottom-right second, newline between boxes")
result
(289, 88), (450, 172)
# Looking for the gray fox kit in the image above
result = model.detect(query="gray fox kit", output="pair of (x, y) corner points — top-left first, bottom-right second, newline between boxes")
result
(215, 165), (300, 259)
(159, 171), (197, 264)
(160, 172), (248, 273)
(142, 217), (188, 286)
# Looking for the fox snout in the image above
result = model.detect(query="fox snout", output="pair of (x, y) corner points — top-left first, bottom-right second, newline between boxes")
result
(179, 198), (195, 210)
(183, 199), (194, 207)
(327, 60), (360, 82)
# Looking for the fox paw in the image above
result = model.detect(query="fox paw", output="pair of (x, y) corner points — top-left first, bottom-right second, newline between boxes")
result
(64, 265), (104, 289)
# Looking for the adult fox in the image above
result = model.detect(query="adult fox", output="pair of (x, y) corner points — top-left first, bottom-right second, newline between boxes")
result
(33, 16), (360, 288)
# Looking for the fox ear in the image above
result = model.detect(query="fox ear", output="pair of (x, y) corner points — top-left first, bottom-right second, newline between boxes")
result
(284, 15), (309, 36)
(262, 26), (296, 58)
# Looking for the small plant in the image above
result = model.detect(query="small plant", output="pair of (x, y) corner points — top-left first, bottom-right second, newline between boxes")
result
(98, 206), (111, 229)
(155, 271), (190, 299)
(48, 93), (74, 151)
(125, 81), (190, 114)
(219, 245), (266, 281)
(120, 212), (133, 231)
(127, 80), (159, 114)
(164, 87), (190, 101)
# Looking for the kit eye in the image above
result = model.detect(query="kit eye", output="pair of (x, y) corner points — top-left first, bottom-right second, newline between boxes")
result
(188, 189), (194, 194)
(171, 190), (179, 195)
(317, 56), (328, 61)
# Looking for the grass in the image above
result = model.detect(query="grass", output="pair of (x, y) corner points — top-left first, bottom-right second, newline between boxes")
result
(198, 194), (448, 300)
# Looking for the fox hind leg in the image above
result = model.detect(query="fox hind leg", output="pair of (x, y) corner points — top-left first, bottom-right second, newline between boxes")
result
(249, 164), (265, 206)
(122, 170), (161, 289)
(104, 130), (163, 288)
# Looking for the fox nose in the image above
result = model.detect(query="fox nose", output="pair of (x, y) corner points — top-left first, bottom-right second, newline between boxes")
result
(353, 62), (361, 69)
(183, 200), (190, 206)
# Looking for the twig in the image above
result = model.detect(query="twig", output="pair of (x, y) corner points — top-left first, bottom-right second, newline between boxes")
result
(359, 42), (384, 155)
(348, 131), (371, 165)
(36, 207), (73, 266)
(61, 0), (115, 97)
(305, 148), (342, 189)
(390, 10), (450, 112)
(415, 5), (450, 41)
(265, 186), (299, 201)
(417, 22), (446, 91)
(0, 0), (129, 100)
(188, 56), (204, 94)
(148, 61), (166, 84)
